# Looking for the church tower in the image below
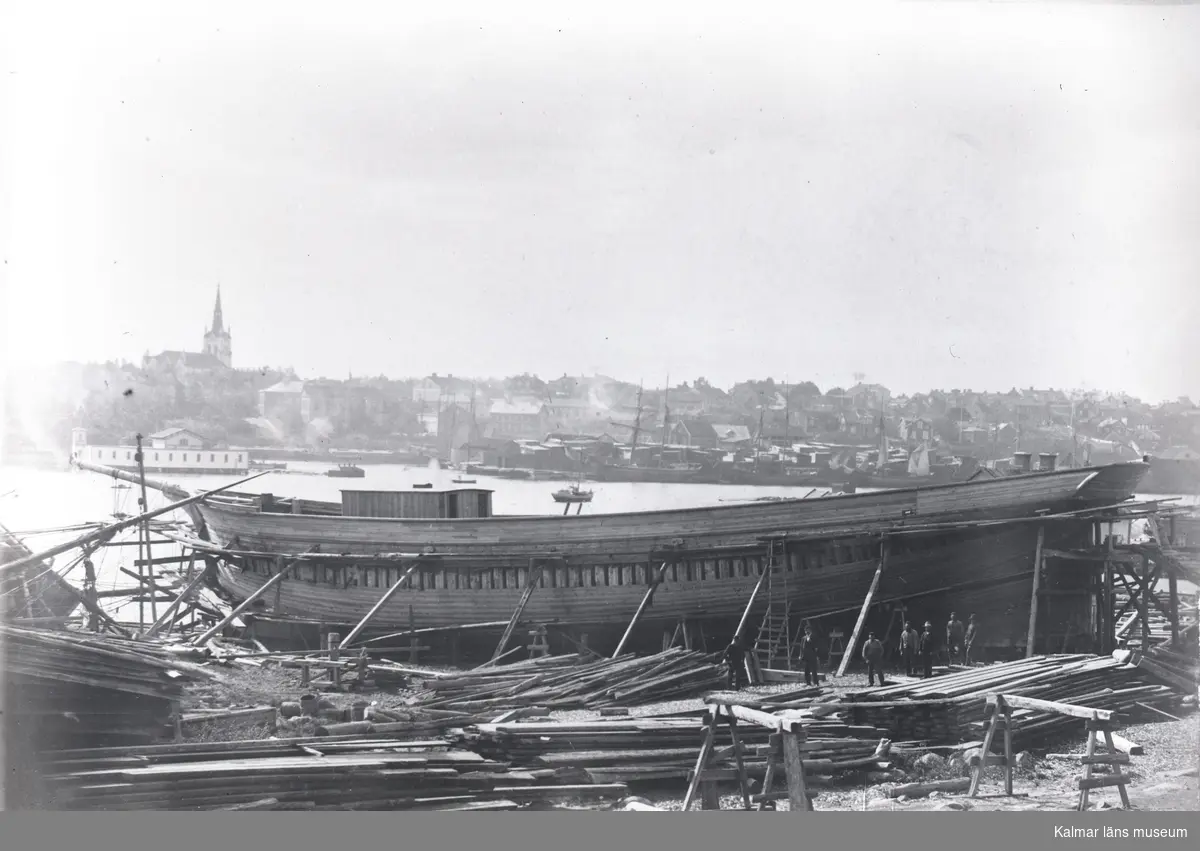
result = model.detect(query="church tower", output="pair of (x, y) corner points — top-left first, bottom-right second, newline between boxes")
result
(202, 287), (233, 368)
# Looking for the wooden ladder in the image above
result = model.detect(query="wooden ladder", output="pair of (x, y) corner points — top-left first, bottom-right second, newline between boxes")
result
(752, 539), (792, 672)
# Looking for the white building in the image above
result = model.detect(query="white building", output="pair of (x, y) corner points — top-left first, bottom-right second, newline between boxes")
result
(70, 427), (249, 475)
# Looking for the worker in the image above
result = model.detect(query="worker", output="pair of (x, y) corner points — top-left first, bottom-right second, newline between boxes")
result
(797, 625), (821, 686)
(964, 613), (979, 664)
(919, 621), (936, 678)
(723, 634), (748, 690)
(898, 620), (920, 677)
(862, 631), (885, 687)
(946, 612), (966, 665)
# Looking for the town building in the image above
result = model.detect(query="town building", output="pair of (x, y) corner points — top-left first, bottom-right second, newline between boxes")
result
(69, 427), (249, 475)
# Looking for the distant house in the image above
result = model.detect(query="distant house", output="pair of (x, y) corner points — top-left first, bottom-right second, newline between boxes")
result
(900, 417), (934, 445)
(838, 410), (880, 440)
(259, 380), (308, 422)
(488, 400), (549, 440)
(462, 437), (521, 467)
(148, 427), (210, 450)
(546, 397), (605, 429)
(412, 375), (478, 406)
(848, 383), (891, 411)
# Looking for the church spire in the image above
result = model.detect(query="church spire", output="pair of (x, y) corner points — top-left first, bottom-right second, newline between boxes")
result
(210, 286), (225, 334)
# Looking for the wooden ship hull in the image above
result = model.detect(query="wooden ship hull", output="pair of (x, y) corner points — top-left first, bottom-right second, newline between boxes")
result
(0, 520), (82, 622)
(182, 461), (1150, 632)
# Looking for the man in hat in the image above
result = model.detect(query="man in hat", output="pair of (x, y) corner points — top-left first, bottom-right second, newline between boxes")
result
(964, 613), (979, 664)
(862, 631), (885, 687)
(918, 621), (937, 678)
(723, 634), (749, 691)
(898, 620), (920, 677)
(946, 612), (966, 665)
(796, 624), (821, 686)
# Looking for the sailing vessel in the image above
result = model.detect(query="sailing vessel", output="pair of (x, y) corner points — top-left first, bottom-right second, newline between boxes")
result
(75, 457), (1149, 634)
(552, 448), (594, 512)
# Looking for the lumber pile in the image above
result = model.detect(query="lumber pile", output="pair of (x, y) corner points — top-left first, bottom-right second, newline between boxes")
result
(833, 654), (1182, 748)
(0, 625), (214, 749)
(457, 712), (895, 787)
(39, 736), (629, 810)
(405, 648), (726, 712)
(1137, 633), (1200, 694)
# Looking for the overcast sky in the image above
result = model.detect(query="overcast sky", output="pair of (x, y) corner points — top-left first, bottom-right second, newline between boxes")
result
(3, 1), (1198, 400)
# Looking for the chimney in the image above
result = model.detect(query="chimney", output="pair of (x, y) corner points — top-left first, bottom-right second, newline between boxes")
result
(1039, 452), (1058, 472)
(1013, 451), (1032, 473)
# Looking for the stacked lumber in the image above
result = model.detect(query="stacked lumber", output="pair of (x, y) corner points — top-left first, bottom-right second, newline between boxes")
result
(0, 625), (214, 749)
(833, 654), (1182, 748)
(406, 648), (725, 712)
(1138, 634), (1200, 694)
(40, 736), (629, 810)
(457, 713), (894, 787)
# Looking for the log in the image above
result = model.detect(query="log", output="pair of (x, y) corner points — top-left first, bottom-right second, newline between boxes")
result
(886, 778), (970, 799)
(1108, 734), (1143, 756)
(180, 706), (277, 727)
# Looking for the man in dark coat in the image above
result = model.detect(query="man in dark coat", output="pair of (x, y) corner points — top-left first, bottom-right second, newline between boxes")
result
(964, 613), (979, 664)
(898, 620), (920, 677)
(918, 621), (936, 678)
(723, 634), (748, 690)
(797, 625), (821, 686)
(862, 631), (885, 687)
(946, 612), (966, 665)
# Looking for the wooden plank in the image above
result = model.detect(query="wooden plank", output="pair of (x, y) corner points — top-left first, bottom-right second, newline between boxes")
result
(986, 694), (1113, 722)
(836, 537), (889, 678)
(1025, 525), (1045, 658)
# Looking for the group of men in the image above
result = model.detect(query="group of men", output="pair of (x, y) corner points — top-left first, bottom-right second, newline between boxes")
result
(722, 612), (979, 690)
(897, 612), (979, 677)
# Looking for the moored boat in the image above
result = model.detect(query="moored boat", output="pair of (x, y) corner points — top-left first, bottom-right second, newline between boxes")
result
(325, 463), (365, 478)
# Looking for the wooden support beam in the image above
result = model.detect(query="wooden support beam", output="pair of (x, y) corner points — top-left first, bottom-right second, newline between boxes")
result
(837, 537), (889, 677)
(190, 546), (317, 646)
(1025, 525), (1045, 658)
(781, 731), (812, 812)
(611, 560), (671, 658)
(337, 562), (420, 649)
(132, 554), (195, 568)
(488, 559), (547, 665)
(144, 553), (207, 638)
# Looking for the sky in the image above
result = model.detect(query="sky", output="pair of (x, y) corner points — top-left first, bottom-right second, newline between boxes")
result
(3, 0), (1199, 401)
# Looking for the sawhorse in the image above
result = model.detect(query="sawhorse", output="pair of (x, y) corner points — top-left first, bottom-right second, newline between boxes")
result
(683, 701), (814, 812)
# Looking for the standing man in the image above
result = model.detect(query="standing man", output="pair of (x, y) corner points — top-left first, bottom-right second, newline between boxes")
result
(862, 631), (885, 687)
(797, 625), (821, 686)
(919, 620), (936, 678)
(723, 634), (748, 691)
(964, 613), (979, 664)
(946, 612), (966, 665)
(899, 620), (920, 677)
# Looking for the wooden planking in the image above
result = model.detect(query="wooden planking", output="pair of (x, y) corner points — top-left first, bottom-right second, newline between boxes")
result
(197, 464), (1147, 559)
(212, 524), (1051, 630)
